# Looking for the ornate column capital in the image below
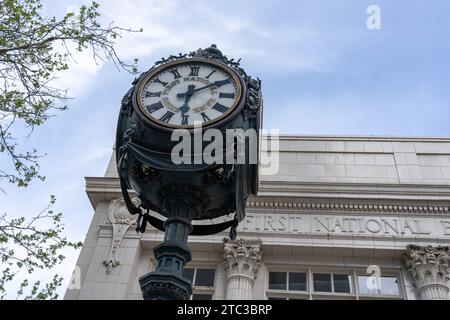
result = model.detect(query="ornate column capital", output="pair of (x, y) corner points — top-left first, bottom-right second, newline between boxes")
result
(223, 238), (262, 281)
(403, 245), (450, 300)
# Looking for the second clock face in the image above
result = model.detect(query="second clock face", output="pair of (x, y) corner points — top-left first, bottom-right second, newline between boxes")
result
(138, 60), (242, 128)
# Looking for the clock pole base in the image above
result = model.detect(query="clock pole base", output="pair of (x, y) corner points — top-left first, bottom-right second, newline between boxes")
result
(139, 256), (192, 300)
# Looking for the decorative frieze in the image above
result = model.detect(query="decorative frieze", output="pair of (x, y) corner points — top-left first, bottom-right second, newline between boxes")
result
(103, 198), (139, 274)
(85, 177), (450, 216)
(403, 245), (450, 300)
(247, 199), (450, 215)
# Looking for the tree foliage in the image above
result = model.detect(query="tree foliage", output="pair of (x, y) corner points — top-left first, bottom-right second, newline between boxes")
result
(0, 0), (140, 189)
(0, 0), (141, 299)
(0, 195), (82, 299)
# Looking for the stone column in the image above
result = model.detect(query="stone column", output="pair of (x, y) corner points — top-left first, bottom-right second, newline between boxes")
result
(403, 245), (450, 300)
(223, 238), (262, 300)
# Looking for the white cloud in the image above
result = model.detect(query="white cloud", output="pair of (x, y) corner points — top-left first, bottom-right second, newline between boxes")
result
(42, 0), (369, 99)
(52, 46), (104, 97)
(97, 0), (367, 73)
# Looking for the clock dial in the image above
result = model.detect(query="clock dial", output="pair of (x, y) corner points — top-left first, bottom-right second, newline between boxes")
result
(138, 61), (241, 127)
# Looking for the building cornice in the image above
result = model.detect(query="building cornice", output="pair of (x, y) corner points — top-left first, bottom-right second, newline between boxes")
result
(270, 135), (450, 143)
(259, 181), (450, 200)
(86, 177), (450, 216)
(246, 196), (450, 216)
(250, 181), (450, 216)
(85, 177), (125, 208)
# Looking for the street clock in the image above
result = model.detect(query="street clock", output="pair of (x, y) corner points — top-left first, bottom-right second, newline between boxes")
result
(115, 44), (262, 300)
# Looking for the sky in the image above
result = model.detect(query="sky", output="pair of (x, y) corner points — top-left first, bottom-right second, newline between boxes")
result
(1, 0), (450, 298)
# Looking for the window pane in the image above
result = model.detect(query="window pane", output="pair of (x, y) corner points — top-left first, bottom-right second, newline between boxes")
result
(195, 269), (215, 287)
(289, 272), (307, 291)
(183, 268), (195, 282)
(269, 272), (287, 290)
(268, 297), (287, 300)
(192, 294), (212, 300)
(313, 273), (332, 292)
(358, 275), (399, 296)
(380, 277), (400, 296)
(358, 276), (377, 295)
(333, 274), (352, 293)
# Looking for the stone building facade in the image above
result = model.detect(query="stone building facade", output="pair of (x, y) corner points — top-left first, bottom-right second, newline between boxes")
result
(65, 136), (450, 300)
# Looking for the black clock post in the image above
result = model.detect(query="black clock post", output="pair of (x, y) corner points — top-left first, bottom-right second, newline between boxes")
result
(115, 45), (262, 300)
(138, 186), (207, 300)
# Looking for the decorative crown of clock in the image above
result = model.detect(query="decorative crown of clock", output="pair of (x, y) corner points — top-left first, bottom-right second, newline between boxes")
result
(116, 44), (262, 240)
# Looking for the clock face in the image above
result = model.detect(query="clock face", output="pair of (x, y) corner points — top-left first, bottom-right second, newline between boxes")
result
(137, 60), (242, 128)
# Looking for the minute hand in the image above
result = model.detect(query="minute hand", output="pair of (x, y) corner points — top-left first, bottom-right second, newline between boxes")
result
(177, 79), (230, 98)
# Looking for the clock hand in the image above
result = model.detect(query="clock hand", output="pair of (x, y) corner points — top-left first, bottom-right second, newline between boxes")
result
(179, 84), (195, 115)
(177, 79), (230, 98)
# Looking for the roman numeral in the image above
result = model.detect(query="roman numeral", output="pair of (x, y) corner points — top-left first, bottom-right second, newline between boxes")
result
(153, 78), (168, 86)
(159, 111), (175, 123)
(212, 103), (229, 113)
(201, 112), (211, 122)
(206, 70), (216, 79)
(169, 69), (182, 79)
(145, 91), (161, 97)
(146, 102), (164, 113)
(214, 79), (231, 87)
(189, 66), (200, 76)
(181, 115), (189, 125)
(219, 92), (235, 99)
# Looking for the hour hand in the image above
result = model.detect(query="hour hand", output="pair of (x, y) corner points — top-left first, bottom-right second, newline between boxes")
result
(177, 84), (195, 98)
(177, 79), (231, 98)
(179, 85), (195, 115)
(177, 90), (197, 98)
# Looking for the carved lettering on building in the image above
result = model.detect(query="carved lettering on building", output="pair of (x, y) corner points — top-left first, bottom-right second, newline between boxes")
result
(243, 214), (302, 233)
(313, 216), (431, 236)
(239, 213), (450, 238)
(442, 221), (450, 236)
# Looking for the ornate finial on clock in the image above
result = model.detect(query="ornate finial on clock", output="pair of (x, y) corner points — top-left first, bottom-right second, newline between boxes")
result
(189, 43), (224, 61)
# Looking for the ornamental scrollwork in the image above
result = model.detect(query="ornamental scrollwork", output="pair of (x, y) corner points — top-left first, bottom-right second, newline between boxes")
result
(141, 282), (190, 300)
(243, 77), (262, 120)
(103, 198), (140, 274)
